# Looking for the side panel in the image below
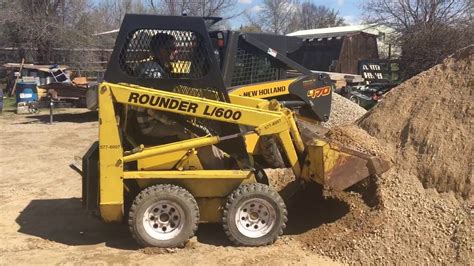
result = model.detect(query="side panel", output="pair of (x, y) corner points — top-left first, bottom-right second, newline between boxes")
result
(229, 78), (295, 98)
(132, 171), (257, 223)
(229, 75), (333, 122)
(197, 198), (225, 223)
(98, 85), (124, 222)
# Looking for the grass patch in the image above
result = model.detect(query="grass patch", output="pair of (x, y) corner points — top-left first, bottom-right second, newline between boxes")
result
(2, 96), (17, 111)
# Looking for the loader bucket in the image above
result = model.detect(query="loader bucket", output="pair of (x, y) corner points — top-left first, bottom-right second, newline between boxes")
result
(303, 139), (391, 190)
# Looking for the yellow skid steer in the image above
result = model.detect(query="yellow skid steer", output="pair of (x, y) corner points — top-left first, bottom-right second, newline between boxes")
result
(82, 14), (390, 248)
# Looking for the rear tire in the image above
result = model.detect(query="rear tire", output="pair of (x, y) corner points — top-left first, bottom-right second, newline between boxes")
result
(222, 183), (287, 246)
(128, 184), (199, 248)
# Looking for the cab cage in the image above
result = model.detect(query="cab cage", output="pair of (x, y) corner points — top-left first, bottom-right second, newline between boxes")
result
(104, 14), (249, 160)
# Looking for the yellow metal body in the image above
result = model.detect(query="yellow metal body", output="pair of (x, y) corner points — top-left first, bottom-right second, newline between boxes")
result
(228, 80), (308, 158)
(301, 139), (390, 191)
(96, 81), (389, 223)
(98, 85), (125, 222)
(97, 82), (304, 223)
(123, 135), (219, 163)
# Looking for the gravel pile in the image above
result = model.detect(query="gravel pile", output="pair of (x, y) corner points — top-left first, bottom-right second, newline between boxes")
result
(322, 93), (367, 128)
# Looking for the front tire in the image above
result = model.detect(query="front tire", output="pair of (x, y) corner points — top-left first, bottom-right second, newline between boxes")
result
(222, 183), (287, 246)
(128, 184), (199, 248)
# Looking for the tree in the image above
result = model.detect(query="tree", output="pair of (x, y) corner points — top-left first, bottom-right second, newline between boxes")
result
(0, 0), (101, 63)
(0, 0), (152, 65)
(245, 0), (297, 34)
(239, 24), (262, 33)
(146, 0), (242, 29)
(363, 0), (473, 78)
(95, 0), (149, 30)
(263, 0), (299, 34)
(287, 1), (345, 32)
(246, 0), (346, 35)
(147, 0), (240, 18)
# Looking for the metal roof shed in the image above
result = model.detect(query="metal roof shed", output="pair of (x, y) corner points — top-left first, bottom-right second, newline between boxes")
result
(287, 25), (381, 74)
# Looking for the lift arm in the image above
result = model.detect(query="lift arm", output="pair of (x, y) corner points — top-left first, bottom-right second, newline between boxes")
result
(100, 82), (305, 174)
(106, 82), (291, 135)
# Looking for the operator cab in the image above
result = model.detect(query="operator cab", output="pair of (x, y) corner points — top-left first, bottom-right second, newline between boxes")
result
(104, 14), (250, 163)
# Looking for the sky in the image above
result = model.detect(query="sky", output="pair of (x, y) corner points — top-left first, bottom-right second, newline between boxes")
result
(91, 0), (364, 31)
(232, 0), (363, 29)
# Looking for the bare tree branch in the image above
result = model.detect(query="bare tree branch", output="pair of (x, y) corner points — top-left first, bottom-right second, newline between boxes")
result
(363, 0), (473, 78)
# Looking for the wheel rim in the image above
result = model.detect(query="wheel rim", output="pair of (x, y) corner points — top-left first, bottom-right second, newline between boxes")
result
(235, 198), (276, 238)
(143, 200), (185, 241)
(350, 96), (359, 104)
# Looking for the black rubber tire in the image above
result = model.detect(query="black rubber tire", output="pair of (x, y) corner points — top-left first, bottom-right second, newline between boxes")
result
(349, 95), (360, 106)
(222, 183), (287, 246)
(28, 102), (40, 114)
(28, 107), (39, 114)
(128, 184), (199, 248)
(259, 136), (286, 168)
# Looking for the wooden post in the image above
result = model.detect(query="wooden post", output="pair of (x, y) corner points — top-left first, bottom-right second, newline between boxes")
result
(10, 58), (25, 96)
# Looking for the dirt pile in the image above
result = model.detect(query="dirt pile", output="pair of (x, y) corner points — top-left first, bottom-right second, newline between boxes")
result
(359, 46), (473, 199)
(322, 92), (366, 128)
(285, 47), (473, 264)
(325, 125), (391, 161)
(291, 169), (471, 264)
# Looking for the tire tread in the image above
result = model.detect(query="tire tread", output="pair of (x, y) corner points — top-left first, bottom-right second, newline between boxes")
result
(128, 184), (199, 248)
(222, 183), (287, 246)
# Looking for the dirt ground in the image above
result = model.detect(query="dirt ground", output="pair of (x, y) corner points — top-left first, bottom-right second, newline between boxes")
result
(0, 109), (340, 265)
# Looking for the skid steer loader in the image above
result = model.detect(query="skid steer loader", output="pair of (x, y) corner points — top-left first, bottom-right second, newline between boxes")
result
(82, 14), (390, 248)
(208, 22), (333, 123)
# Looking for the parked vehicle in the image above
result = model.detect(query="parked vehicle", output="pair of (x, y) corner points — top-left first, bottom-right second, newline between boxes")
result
(342, 81), (397, 109)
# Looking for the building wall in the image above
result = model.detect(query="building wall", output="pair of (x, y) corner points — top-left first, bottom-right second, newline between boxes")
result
(289, 32), (379, 74)
(335, 33), (379, 74)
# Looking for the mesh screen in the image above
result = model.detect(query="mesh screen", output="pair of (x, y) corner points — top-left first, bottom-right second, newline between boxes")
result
(172, 84), (222, 100)
(171, 84), (223, 136)
(119, 29), (210, 79)
(118, 29), (229, 137)
(230, 46), (280, 86)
